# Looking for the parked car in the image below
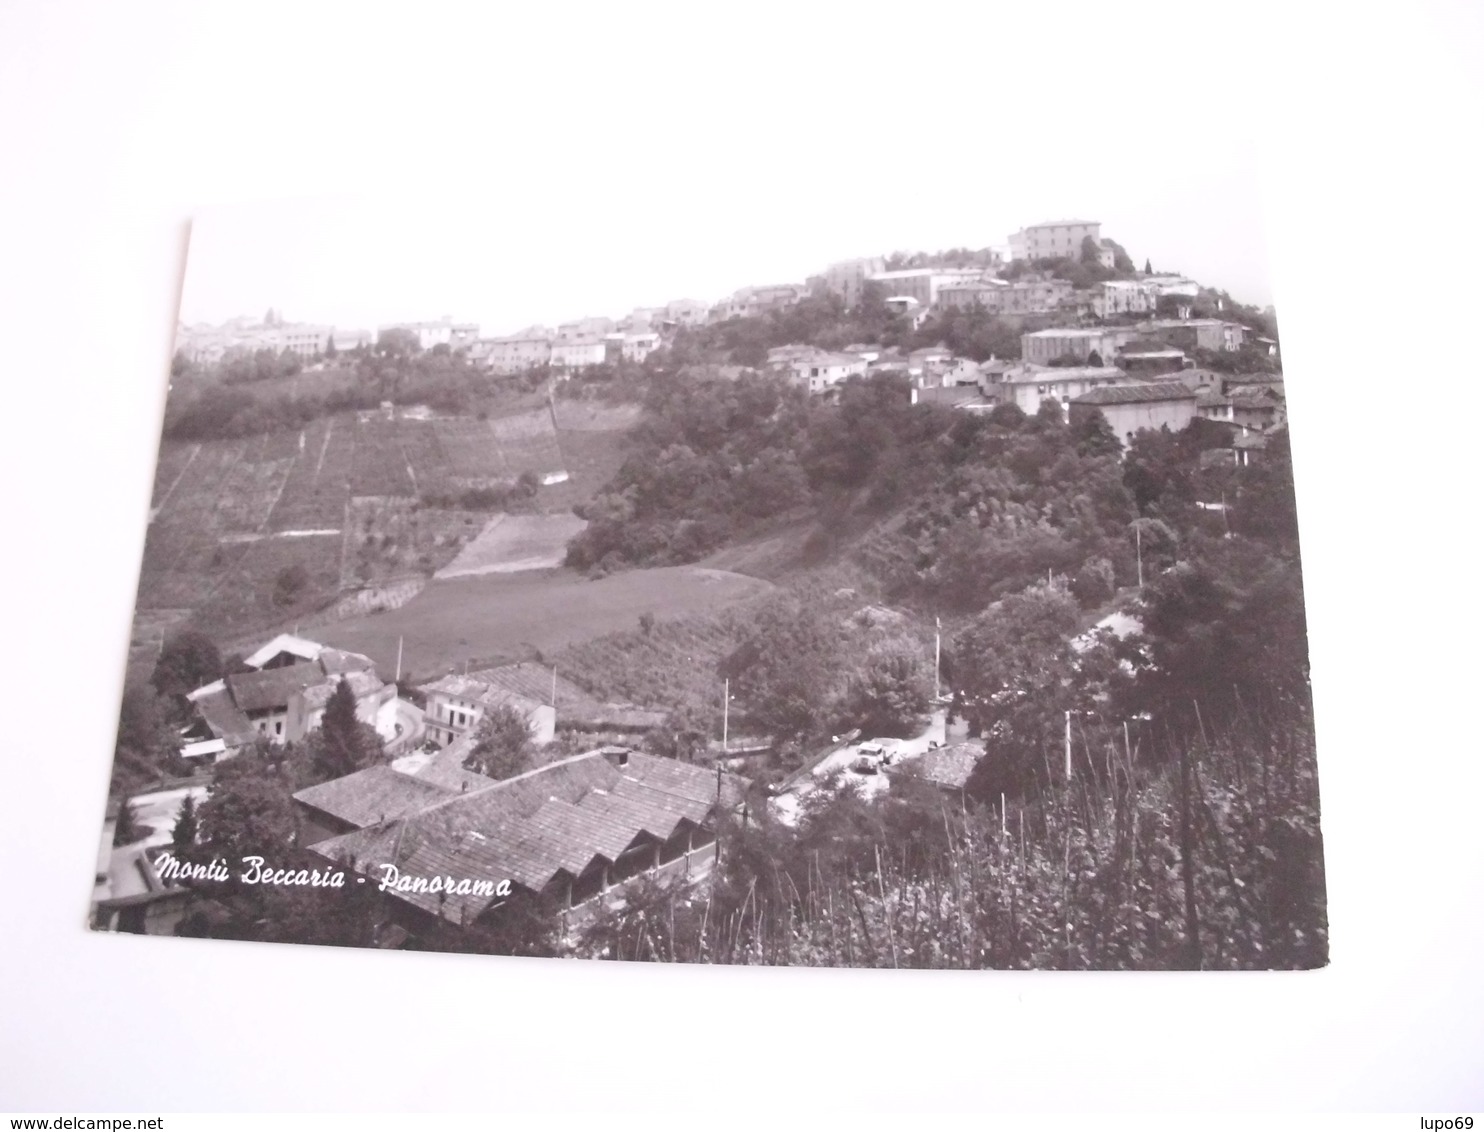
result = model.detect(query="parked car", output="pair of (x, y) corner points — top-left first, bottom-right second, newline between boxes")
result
(850, 755), (880, 775)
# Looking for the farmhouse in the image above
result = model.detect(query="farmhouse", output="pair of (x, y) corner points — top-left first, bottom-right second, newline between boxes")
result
(421, 671), (555, 749)
(420, 661), (667, 750)
(307, 747), (752, 933)
(181, 633), (394, 760)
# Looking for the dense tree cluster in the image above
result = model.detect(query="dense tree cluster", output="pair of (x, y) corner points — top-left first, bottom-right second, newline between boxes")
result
(162, 343), (545, 442)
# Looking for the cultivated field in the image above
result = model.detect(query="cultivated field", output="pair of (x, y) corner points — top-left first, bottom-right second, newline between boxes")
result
(435, 513), (589, 578)
(131, 401), (646, 652)
(315, 565), (774, 683)
(553, 601), (769, 717)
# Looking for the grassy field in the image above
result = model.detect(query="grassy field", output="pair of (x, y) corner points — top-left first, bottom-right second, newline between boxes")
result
(435, 513), (588, 578)
(315, 565), (774, 683)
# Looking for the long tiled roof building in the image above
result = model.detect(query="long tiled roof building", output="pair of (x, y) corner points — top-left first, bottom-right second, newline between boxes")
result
(299, 747), (749, 930)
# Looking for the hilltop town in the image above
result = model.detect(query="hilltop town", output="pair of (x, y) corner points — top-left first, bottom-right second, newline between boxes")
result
(97, 218), (1321, 971)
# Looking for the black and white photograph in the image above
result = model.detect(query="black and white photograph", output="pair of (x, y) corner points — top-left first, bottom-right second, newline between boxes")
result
(5, 0), (1482, 1119)
(89, 193), (1324, 970)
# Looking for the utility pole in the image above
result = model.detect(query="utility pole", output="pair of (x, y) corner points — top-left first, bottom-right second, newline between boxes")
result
(1065, 709), (1073, 780)
(1136, 522), (1143, 589)
(722, 677), (729, 753)
(395, 635), (403, 684)
(934, 616), (941, 702)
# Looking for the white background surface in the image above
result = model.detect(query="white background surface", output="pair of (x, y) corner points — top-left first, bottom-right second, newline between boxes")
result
(1, 0), (1481, 1115)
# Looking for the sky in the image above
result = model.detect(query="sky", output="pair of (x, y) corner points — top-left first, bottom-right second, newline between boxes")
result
(170, 6), (1278, 338)
(179, 154), (1274, 337)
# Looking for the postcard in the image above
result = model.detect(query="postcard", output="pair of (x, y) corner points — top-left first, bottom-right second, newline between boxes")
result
(90, 201), (1324, 969)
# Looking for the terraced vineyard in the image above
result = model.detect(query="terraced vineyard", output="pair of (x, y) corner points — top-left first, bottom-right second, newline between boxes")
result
(268, 418), (345, 531)
(552, 600), (768, 717)
(129, 402), (644, 654)
(488, 408), (566, 478)
(437, 418), (510, 483)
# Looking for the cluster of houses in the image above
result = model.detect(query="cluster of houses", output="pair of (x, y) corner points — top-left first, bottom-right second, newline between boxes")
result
(95, 629), (724, 940)
(175, 632), (666, 767)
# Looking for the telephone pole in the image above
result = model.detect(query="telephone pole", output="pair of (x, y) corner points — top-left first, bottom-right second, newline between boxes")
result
(933, 616), (941, 702)
(1065, 709), (1073, 780)
(722, 677), (729, 753)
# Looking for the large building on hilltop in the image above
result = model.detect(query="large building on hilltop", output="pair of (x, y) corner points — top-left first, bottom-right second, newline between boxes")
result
(809, 257), (888, 309)
(1009, 220), (1101, 262)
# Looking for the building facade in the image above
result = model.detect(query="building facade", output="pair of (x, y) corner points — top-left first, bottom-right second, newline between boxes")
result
(1094, 279), (1160, 318)
(864, 267), (987, 308)
(550, 338), (608, 370)
(769, 346), (868, 394)
(1009, 220), (1102, 262)
(1069, 383), (1198, 449)
(420, 672), (556, 749)
(813, 257), (887, 309)
(181, 634), (395, 759)
(484, 327), (554, 374)
(993, 364), (1129, 417)
(382, 318), (479, 352)
(1021, 326), (1137, 366)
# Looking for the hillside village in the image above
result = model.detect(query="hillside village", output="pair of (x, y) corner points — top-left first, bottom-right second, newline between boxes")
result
(98, 218), (1321, 970)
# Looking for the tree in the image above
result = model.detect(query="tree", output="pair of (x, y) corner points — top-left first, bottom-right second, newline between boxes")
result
(1143, 258), (1153, 275)
(1070, 557), (1116, 609)
(171, 793), (199, 856)
(310, 678), (381, 782)
(272, 563), (310, 607)
(463, 704), (535, 780)
(1072, 407), (1122, 457)
(151, 630), (223, 698)
(376, 326), (420, 358)
(195, 750), (298, 866)
(638, 611), (656, 637)
(324, 333), (338, 359)
(724, 593), (847, 740)
(113, 799), (143, 846)
(954, 581), (1089, 797)
(848, 638), (931, 737)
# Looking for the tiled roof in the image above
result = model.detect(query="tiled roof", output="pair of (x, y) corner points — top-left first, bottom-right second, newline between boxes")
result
(301, 670), (383, 710)
(1002, 366), (1124, 385)
(470, 663), (667, 731)
(423, 672), (543, 717)
(1072, 383), (1198, 405)
(243, 633), (324, 669)
(226, 663), (324, 713)
(308, 749), (749, 921)
(293, 765), (455, 829)
(912, 742), (985, 789)
(318, 648), (377, 677)
(1230, 390), (1282, 410)
(192, 685), (254, 742)
(405, 734), (497, 794)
